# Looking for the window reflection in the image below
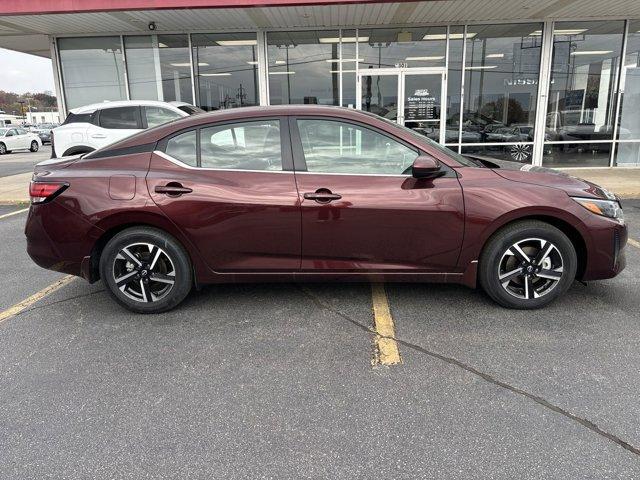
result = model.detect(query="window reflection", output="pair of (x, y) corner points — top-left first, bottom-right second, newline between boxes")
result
(546, 22), (624, 143)
(157, 35), (193, 104)
(617, 20), (640, 141)
(462, 23), (543, 164)
(267, 31), (340, 105)
(358, 27), (446, 69)
(192, 33), (259, 110)
(58, 37), (126, 109)
(124, 36), (159, 101)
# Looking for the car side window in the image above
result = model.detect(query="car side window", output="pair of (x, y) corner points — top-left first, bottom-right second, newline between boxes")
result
(99, 107), (140, 129)
(165, 130), (197, 167)
(5, 129), (15, 137)
(16, 128), (27, 135)
(200, 120), (282, 171)
(145, 107), (182, 128)
(296, 119), (418, 175)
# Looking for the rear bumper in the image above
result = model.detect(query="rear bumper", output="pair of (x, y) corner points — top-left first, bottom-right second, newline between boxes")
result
(25, 201), (102, 280)
(581, 221), (628, 281)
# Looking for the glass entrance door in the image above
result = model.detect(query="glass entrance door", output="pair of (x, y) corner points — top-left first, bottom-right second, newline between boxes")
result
(357, 68), (446, 144)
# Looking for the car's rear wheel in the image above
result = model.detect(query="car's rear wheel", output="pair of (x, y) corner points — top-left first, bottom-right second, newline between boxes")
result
(479, 220), (577, 309)
(0, 142), (6, 155)
(99, 227), (192, 313)
(30, 140), (39, 152)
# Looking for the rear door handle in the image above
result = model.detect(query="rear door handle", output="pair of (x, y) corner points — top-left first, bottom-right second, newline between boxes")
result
(304, 189), (342, 203)
(155, 184), (193, 196)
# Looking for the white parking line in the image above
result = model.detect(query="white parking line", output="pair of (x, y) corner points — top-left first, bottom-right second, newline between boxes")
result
(0, 207), (29, 220)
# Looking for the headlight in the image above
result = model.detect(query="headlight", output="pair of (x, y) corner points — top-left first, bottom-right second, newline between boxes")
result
(572, 197), (624, 222)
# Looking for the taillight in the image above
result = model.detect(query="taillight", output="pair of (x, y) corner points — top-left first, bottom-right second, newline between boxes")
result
(29, 181), (68, 204)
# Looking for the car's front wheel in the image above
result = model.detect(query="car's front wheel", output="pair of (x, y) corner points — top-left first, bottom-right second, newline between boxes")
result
(479, 220), (577, 309)
(99, 227), (192, 313)
(30, 140), (39, 152)
(0, 142), (6, 155)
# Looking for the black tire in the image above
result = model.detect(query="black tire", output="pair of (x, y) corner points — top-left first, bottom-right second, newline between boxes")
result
(0, 142), (6, 155)
(99, 227), (192, 313)
(479, 220), (577, 309)
(30, 141), (39, 152)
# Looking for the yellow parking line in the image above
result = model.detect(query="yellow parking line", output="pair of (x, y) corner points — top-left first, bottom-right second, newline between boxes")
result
(0, 275), (75, 324)
(628, 238), (640, 249)
(371, 283), (401, 366)
(0, 207), (29, 221)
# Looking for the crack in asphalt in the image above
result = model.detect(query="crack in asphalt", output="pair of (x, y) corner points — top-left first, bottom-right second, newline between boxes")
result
(298, 286), (640, 458)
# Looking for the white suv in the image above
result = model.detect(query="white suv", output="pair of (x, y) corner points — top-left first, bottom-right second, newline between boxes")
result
(51, 100), (202, 158)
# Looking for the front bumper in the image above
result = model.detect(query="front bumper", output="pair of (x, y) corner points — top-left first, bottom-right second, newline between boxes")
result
(581, 220), (628, 281)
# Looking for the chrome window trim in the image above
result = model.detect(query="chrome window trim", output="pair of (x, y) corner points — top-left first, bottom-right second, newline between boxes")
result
(154, 151), (414, 177)
(294, 171), (411, 178)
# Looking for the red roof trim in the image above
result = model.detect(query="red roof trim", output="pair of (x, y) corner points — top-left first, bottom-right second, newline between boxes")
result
(0, 0), (416, 16)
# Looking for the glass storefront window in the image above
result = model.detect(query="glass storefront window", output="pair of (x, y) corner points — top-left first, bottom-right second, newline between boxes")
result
(58, 37), (126, 109)
(546, 22), (624, 143)
(617, 20), (640, 142)
(124, 36), (159, 101)
(446, 26), (464, 149)
(192, 33), (259, 110)
(267, 30), (340, 105)
(341, 30), (358, 108)
(614, 142), (640, 166)
(157, 34), (194, 104)
(462, 23), (543, 162)
(543, 142), (612, 167)
(358, 27), (447, 69)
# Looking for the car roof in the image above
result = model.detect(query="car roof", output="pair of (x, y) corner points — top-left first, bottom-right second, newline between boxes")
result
(69, 100), (185, 114)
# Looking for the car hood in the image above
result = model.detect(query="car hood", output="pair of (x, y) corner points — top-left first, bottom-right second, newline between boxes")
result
(467, 155), (617, 200)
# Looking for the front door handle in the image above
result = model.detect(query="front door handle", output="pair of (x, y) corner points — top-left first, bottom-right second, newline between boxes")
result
(155, 183), (193, 196)
(304, 189), (342, 204)
(91, 134), (107, 139)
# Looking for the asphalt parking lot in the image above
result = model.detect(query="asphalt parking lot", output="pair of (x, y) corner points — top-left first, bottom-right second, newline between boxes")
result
(0, 145), (51, 178)
(1, 196), (640, 478)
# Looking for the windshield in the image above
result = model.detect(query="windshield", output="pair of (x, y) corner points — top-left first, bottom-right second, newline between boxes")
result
(372, 115), (481, 167)
(0, 128), (8, 135)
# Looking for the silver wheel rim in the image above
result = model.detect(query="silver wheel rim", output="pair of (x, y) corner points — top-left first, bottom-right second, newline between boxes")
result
(498, 237), (564, 300)
(32, 142), (38, 151)
(112, 242), (176, 303)
(509, 143), (531, 162)
(0, 144), (5, 154)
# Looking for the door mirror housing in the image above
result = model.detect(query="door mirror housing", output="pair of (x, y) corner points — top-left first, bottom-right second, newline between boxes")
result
(412, 155), (444, 179)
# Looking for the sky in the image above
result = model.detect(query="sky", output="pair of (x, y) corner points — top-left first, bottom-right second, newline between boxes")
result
(0, 48), (55, 94)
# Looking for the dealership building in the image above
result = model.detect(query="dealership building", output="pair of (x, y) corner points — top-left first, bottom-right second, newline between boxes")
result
(1, 0), (639, 168)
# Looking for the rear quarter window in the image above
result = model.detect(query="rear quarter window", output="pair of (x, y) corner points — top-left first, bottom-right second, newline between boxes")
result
(99, 107), (141, 130)
(63, 112), (95, 125)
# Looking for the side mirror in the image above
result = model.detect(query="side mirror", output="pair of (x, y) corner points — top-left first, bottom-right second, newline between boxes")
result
(412, 155), (444, 179)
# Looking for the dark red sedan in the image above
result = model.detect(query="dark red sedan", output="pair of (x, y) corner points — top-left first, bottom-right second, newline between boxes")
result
(25, 106), (627, 313)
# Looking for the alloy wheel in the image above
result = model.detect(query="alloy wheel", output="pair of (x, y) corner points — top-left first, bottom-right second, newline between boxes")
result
(112, 243), (176, 303)
(0, 143), (5, 155)
(31, 141), (39, 152)
(509, 143), (532, 163)
(497, 237), (564, 300)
